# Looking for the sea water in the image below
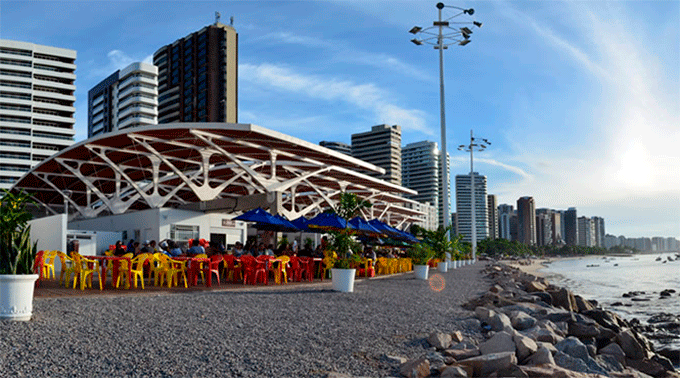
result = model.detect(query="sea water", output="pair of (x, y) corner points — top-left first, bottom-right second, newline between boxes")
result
(539, 252), (680, 349)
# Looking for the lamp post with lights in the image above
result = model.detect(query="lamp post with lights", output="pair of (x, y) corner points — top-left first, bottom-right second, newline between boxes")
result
(458, 130), (490, 262)
(410, 3), (481, 239)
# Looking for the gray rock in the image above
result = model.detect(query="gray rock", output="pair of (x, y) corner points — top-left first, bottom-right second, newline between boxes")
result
(525, 280), (547, 292)
(428, 332), (453, 350)
(399, 358), (430, 378)
(616, 329), (646, 360)
(574, 295), (595, 313)
(439, 365), (469, 378)
(524, 346), (555, 365)
(625, 358), (667, 377)
(599, 342), (626, 363)
(479, 331), (516, 355)
(554, 351), (592, 374)
(549, 287), (578, 311)
(443, 348), (480, 361)
(523, 326), (563, 344)
(595, 353), (624, 372)
(475, 306), (495, 323)
(511, 311), (537, 331)
(456, 352), (518, 377)
(384, 355), (408, 364)
(556, 337), (591, 362)
(586, 344), (596, 358)
(537, 341), (558, 355)
(451, 340), (478, 350)
(451, 331), (464, 343)
(568, 321), (601, 338)
(513, 333), (538, 361)
(489, 312), (513, 332)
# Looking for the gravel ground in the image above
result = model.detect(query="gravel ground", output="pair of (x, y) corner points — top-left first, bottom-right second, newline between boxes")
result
(0, 262), (491, 377)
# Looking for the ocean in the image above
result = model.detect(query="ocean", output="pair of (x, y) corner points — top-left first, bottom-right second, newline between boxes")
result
(538, 252), (680, 349)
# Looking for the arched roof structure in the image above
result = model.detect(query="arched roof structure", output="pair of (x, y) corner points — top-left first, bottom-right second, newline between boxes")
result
(12, 123), (424, 227)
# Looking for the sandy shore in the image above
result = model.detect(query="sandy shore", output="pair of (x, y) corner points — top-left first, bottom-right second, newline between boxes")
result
(504, 256), (584, 278)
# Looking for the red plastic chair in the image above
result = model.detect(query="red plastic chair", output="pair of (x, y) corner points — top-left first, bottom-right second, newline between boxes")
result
(222, 254), (242, 283)
(287, 256), (303, 282)
(241, 255), (267, 285)
(33, 250), (45, 287)
(209, 255), (222, 286)
(298, 257), (315, 282)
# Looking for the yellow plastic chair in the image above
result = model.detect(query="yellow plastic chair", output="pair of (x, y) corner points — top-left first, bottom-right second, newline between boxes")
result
(194, 253), (208, 284)
(274, 255), (290, 284)
(322, 251), (336, 280)
(41, 250), (58, 280)
(375, 257), (389, 275)
(57, 251), (76, 287)
(117, 253), (148, 289)
(71, 253), (102, 290)
(387, 258), (399, 274)
(166, 258), (188, 288)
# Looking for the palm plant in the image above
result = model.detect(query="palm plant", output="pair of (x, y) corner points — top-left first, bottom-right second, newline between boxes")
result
(0, 189), (38, 275)
(325, 192), (371, 269)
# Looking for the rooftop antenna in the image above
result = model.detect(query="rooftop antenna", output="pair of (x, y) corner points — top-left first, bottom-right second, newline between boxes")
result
(215, 11), (221, 25)
(230, 16), (234, 26)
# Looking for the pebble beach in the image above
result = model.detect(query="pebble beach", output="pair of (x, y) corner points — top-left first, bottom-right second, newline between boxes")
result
(0, 263), (490, 377)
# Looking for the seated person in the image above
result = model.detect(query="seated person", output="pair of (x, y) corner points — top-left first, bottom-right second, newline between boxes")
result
(114, 241), (126, 256)
(187, 239), (205, 255)
(232, 242), (245, 257)
(165, 240), (183, 257)
(298, 243), (314, 258)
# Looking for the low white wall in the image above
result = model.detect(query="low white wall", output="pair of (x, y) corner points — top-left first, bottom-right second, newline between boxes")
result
(29, 214), (66, 253)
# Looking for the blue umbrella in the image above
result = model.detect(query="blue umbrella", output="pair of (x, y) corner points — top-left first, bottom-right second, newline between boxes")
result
(292, 216), (312, 232)
(349, 217), (382, 236)
(233, 207), (278, 223)
(307, 212), (354, 232)
(368, 219), (419, 243)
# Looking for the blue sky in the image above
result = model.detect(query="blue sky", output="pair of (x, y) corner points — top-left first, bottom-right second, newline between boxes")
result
(1, 0), (678, 238)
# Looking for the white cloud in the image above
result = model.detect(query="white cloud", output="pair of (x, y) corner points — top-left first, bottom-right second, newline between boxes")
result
(260, 31), (433, 82)
(239, 62), (432, 135)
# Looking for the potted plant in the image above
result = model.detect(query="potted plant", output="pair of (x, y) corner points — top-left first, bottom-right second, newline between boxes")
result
(325, 192), (371, 292)
(0, 189), (39, 321)
(408, 242), (435, 280)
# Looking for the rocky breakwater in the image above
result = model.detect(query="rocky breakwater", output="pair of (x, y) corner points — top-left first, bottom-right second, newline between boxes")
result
(397, 264), (679, 378)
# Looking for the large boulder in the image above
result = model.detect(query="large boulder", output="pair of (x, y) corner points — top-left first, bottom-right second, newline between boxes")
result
(554, 351), (594, 374)
(475, 307), (495, 323)
(456, 352), (518, 377)
(439, 365), (469, 378)
(479, 331), (516, 355)
(625, 358), (667, 378)
(523, 326), (564, 344)
(574, 295), (595, 313)
(428, 332), (453, 350)
(615, 329), (646, 360)
(524, 345), (555, 365)
(513, 333), (538, 361)
(550, 288), (578, 312)
(599, 342), (626, 363)
(399, 357), (430, 378)
(512, 311), (538, 331)
(555, 337), (608, 375)
(444, 348), (481, 361)
(568, 321), (601, 339)
(520, 364), (608, 378)
(526, 280), (547, 292)
(489, 312), (514, 333)
(581, 309), (622, 333)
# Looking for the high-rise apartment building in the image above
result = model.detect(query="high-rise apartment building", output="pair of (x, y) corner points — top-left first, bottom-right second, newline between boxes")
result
(592, 216), (605, 248)
(551, 211), (563, 245)
(535, 208), (553, 246)
(0, 40), (76, 189)
(88, 62), (158, 138)
(455, 172), (488, 243)
(402, 140), (449, 227)
(498, 204), (514, 240)
(517, 196), (536, 245)
(564, 207), (578, 246)
(153, 22), (237, 124)
(578, 216), (595, 247)
(319, 141), (351, 155)
(351, 124), (401, 185)
(487, 194), (498, 239)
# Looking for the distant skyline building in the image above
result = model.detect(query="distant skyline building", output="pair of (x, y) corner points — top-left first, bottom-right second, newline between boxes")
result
(498, 204), (514, 241)
(593, 216), (605, 248)
(487, 194), (498, 240)
(402, 140), (450, 228)
(535, 208), (553, 246)
(551, 211), (563, 245)
(351, 124), (402, 185)
(564, 207), (578, 246)
(578, 216), (595, 247)
(88, 62), (158, 138)
(404, 201), (438, 231)
(0, 39), (76, 189)
(153, 22), (238, 124)
(517, 196), (536, 245)
(319, 141), (351, 155)
(455, 172), (488, 243)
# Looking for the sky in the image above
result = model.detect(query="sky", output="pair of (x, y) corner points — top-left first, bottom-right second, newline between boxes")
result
(1, 0), (678, 238)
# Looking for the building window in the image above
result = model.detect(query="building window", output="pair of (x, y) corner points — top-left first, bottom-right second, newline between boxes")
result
(170, 224), (199, 243)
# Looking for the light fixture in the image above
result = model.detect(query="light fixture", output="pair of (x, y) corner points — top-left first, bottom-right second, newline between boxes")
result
(459, 39), (471, 46)
(409, 26), (422, 34)
(411, 39), (423, 45)
(473, 21), (483, 28)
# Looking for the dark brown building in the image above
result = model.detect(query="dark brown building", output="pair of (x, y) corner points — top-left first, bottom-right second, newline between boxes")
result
(153, 23), (237, 124)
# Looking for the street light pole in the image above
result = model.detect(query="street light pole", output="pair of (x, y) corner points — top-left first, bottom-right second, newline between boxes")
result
(410, 3), (481, 240)
(458, 130), (490, 262)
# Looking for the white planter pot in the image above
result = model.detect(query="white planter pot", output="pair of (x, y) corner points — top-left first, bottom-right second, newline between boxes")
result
(413, 264), (429, 280)
(437, 261), (448, 273)
(0, 274), (39, 321)
(453, 260), (460, 268)
(331, 268), (356, 293)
